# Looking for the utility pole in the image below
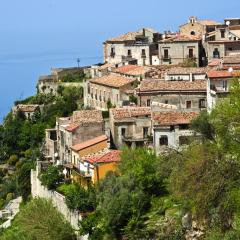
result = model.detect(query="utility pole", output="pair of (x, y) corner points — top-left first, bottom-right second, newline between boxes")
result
(77, 58), (80, 68)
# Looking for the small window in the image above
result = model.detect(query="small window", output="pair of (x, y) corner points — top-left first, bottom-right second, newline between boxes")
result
(128, 49), (132, 56)
(116, 94), (119, 102)
(147, 99), (151, 106)
(186, 101), (192, 109)
(142, 49), (146, 57)
(160, 136), (168, 146)
(213, 48), (220, 58)
(164, 49), (169, 59)
(199, 99), (206, 108)
(189, 48), (194, 58)
(111, 47), (115, 58)
(190, 31), (195, 35)
(223, 80), (227, 90)
(143, 127), (148, 138)
(221, 30), (225, 38)
(88, 84), (90, 94)
(121, 128), (126, 137)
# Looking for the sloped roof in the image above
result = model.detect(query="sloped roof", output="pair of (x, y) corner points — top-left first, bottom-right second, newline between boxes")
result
(153, 111), (198, 126)
(139, 79), (207, 92)
(90, 74), (136, 88)
(13, 104), (39, 113)
(84, 150), (121, 164)
(230, 30), (240, 38)
(113, 65), (152, 76)
(207, 70), (235, 78)
(111, 107), (151, 121)
(71, 135), (108, 152)
(167, 67), (208, 75)
(72, 110), (103, 123)
(160, 34), (201, 43)
(199, 20), (221, 26)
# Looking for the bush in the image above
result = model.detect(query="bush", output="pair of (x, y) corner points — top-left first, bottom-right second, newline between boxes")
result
(39, 165), (63, 190)
(5, 192), (14, 202)
(7, 155), (18, 166)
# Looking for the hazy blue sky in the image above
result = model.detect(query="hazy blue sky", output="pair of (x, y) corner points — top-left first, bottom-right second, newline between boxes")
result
(0, 0), (239, 121)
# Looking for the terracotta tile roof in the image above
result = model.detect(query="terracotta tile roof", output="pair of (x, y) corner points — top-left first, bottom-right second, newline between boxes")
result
(199, 20), (221, 26)
(208, 59), (222, 67)
(167, 67), (208, 75)
(13, 104), (39, 113)
(85, 150), (121, 164)
(153, 112), (198, 126)
(111, 107), (151, 121)
(71, 135), (108, 152)
(106, 28), (156, 42)
(72, 110), (103, 123)
(113, 65), (152, 76)
(160, 34), (201, 43)
(230, 30), (240, 38)
(207, 70), (235, 78)
(139, 79), (207, 92)
(65, 123), (80, 132)
(97, 63), (115, 71)
(90, 74), (136, 88)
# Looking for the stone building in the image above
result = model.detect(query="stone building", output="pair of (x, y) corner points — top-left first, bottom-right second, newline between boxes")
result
(158, 34), (203, 66)
(138, 79), (207, 111)
(12, 104), (41, 119)
(84, 74), (138, 110)
(54, 110), (104, 164)
(37, 75), (59, 94)
(165, 67), (207, 81)
(206, 70), (234, 110)
(109, 107), (152, 148)
(103, 28), (160, 66)
(179, 16), (221, 37)
(152, 111), (199, 154)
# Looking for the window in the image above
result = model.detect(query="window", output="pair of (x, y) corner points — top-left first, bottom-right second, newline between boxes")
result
(221, 30), (225, 38)
(111, 47), (115, 58)
(188, 48), (194, 58)
(143, 127), (148, 138)
(147, 99), (151, 106)
(190, 31), (195, 35)
(186, 101), (192, 109)
(164, 49), (169, 59)
(213, 48), (220, 58)
(160, 136), (168, 146)
(88, 84), (90, 94)
(199, 99), (206, 108)
(128, 49), (132, 56)
(116, 94), (119, 102)
(121, 128), (126, 137)
(142, 49), (146, 57)
(223, 80), (227, 90)
(165, 100), (169, 104)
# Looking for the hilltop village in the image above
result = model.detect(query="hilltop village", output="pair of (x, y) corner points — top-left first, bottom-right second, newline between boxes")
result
(2, 16), (240, 239)
(28, 16), (240, 180)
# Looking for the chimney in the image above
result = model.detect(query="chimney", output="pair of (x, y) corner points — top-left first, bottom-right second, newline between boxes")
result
(143, 28), (146, 37)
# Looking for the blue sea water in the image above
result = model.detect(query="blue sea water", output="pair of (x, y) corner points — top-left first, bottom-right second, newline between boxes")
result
(0, 50), (102, 123)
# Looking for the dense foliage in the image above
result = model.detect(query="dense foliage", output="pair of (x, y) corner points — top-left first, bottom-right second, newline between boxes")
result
(0, 198), (76, 240)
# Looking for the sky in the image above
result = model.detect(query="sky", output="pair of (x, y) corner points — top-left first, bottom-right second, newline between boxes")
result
(0, 0), (239, 121)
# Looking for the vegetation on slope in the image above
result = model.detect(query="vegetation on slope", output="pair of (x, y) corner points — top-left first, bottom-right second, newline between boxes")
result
(0, 198), (76, 240)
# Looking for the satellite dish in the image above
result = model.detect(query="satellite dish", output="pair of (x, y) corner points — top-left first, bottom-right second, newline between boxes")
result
(228, 67), (233, 73)
(226, 21), (230, 26)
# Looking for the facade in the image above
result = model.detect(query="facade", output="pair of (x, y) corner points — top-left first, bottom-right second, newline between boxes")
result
(138, 79), (207, 111)
(158, 34), (203, 66)
(109, 107), (152, 148)
(37, 75), (59, 94)
(152, 111), (199, 154)
(84, 74), (138, 110)
(206, 70), (234, 110)
(165, 67), (207, 81)
(180, 16), (220, 37)
(103, 28), (159, 66)
(56, 110), (104, 164)
(12, 104), (40, 119)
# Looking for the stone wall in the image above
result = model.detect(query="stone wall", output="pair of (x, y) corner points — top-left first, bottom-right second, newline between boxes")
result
(31, 163), (88, 240)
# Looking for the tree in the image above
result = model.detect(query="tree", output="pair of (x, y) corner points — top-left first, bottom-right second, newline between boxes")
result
(39, 165), (63, 190)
